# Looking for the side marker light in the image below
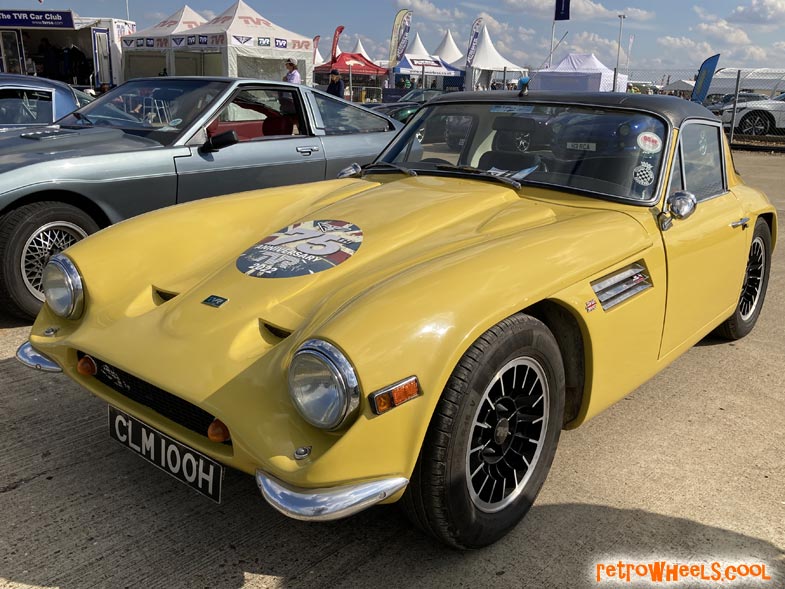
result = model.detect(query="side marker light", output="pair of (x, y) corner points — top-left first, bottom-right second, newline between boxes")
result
(370, 376), (421, 415)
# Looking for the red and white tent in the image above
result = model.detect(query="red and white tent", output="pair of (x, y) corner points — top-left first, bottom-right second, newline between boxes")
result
(169, 0), (315, 83)
(314, 52), (387, 76)
(122, 5), (206, 78)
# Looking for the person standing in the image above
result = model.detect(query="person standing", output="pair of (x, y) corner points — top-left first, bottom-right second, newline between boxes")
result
(283, 58), (301, 84)
(326, 69), (345, 98)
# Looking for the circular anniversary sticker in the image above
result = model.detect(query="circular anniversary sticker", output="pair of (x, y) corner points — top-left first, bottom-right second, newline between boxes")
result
(636, 132), (663, 154)
(236, 220), (363, 278)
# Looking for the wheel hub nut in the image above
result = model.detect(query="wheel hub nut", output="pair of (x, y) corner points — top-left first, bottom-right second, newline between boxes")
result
(494, 418), (511, 445)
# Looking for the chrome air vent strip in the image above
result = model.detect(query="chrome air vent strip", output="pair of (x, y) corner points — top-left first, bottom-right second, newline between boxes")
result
(591, 262), (652, 310)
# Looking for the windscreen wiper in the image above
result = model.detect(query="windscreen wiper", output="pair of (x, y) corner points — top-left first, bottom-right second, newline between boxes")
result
(434, 164), (521, 189)
(362, 161), (417, 176)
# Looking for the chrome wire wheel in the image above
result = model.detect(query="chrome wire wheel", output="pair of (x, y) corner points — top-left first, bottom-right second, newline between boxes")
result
(20, 221), (87, 301)
(739, 235), (765, 321)
(466, 356), (549, 513)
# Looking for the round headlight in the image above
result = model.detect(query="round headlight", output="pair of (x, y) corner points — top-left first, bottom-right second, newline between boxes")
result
(288, 340), (359, 430)
(42, 254), (84, 319)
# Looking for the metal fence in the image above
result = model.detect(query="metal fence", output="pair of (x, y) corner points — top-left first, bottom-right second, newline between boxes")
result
(626, 68), (785, 146)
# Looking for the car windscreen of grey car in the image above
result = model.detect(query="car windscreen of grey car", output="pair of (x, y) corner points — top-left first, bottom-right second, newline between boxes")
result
(0, 77), (400, 320)
(58, 79), (229, 145)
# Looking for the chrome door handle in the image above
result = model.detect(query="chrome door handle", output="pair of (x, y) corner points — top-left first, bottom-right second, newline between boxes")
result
(730, 217), (750, 228)
(296, 146), (320, 155)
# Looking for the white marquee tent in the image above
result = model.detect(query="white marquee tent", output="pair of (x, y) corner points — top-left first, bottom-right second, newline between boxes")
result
(433, 29), (463, 64)
(350, 39), (372, 62)
(406, 32), (430, 59)
(661, 79), (695, 92)
(461, 25), (525, 89)
(121, 5), (206, 79)
(530, 53), (627, 92)
(168, 0), (314, 83)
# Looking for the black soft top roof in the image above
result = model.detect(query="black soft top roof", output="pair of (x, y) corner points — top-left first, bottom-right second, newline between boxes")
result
(429, 91), (715, 128)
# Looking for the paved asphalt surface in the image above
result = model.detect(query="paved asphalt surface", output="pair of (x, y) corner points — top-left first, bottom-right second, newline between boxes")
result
(0, 152), (783, 589)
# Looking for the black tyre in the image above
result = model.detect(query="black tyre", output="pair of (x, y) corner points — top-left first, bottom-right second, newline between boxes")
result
(402, 313), (565, 549)
(0, 202), (99, 319)
(716, 217), (772, 340)
(738, 112), (771, 136)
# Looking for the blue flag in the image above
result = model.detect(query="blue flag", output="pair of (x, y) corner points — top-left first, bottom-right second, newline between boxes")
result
(555, 0), (570, 20)
(690, 54), (720, 103)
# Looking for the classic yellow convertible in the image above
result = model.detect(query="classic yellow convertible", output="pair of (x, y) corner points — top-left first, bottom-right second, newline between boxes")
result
(18, 91), (776, 549)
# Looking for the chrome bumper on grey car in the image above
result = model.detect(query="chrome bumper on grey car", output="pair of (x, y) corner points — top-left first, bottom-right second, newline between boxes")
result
(255, 470), (408, 521)
(16, 341), (62, 373)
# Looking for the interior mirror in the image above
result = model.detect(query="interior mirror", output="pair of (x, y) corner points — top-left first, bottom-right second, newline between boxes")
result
(337, 162), (362, 179)
(667, 190), (697, 220)
(202, 130), (238, 153)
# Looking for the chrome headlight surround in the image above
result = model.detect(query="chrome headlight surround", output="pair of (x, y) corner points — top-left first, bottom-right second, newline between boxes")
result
(288, 339), (360, 431)
(42, 254), (84, 319)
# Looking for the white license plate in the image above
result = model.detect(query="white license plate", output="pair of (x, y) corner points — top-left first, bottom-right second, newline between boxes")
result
(108, 406), (224, 503)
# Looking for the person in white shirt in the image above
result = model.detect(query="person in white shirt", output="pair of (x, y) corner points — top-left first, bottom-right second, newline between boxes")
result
(283, 58), (301, 84)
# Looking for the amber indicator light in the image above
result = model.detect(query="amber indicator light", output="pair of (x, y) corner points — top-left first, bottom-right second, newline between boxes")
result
(207, 419), (231, 442)
(371, 376), (421, 415)
(76, 355), (97, 376)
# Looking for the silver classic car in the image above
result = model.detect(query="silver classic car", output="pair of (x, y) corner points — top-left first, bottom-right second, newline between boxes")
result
(0, 77), (401, 319)
(0, 74), (93, 128)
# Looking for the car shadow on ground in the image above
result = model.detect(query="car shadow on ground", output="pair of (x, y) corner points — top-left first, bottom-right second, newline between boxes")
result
(0, 311), (30, 329)
(0, 356), (782, 589)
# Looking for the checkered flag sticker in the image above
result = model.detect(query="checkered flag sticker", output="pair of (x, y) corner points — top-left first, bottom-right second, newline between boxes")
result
(633, 162), (655, 186)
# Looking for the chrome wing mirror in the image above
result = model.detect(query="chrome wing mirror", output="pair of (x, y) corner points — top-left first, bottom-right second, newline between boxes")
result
(337, 162), (362, 179)
(659, 191), (697, 231)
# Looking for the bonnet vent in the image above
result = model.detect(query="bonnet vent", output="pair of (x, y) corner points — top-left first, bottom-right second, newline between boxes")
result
(591, 262), (652, 310)
(20, 128), (77, 140)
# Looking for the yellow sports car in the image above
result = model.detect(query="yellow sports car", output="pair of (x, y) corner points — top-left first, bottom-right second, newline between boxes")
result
(17, 91), (776, 549)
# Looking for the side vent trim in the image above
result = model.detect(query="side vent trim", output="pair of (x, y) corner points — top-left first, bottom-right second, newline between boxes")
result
(591, 262), (652, 311)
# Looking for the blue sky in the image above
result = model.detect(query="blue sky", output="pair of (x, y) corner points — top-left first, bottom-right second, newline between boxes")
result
(37, 0), (785, 72)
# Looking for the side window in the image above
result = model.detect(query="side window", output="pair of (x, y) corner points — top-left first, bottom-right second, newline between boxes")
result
(313, 93), (391, 135)
(680, 124), (724, 201)
(0, 88), (52, 124)
(668, 146), (683, 195)
(207, 89), (302, 142)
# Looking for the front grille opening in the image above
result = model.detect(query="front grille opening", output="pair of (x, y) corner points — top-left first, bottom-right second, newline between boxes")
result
(77, 351), (231, 446)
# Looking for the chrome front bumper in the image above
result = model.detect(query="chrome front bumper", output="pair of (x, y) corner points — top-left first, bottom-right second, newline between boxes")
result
(256, 471), (408, 521)
(16, 341), (62, 373)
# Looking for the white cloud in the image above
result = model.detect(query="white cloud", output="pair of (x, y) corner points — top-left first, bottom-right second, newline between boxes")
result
(397, 0), (466, 22)
(567, 31), (628, 66)
(656, 36), (715, 59)
(729, 0), (785, 24)
(202, 10), (218, 21)
(694, 20), (751, 45)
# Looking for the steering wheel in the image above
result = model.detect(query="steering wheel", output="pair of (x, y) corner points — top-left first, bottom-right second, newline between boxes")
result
(420, 157), (451, 165)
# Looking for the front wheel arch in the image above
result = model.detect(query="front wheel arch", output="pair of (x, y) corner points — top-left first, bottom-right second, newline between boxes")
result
(1, 191), (111, 229)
